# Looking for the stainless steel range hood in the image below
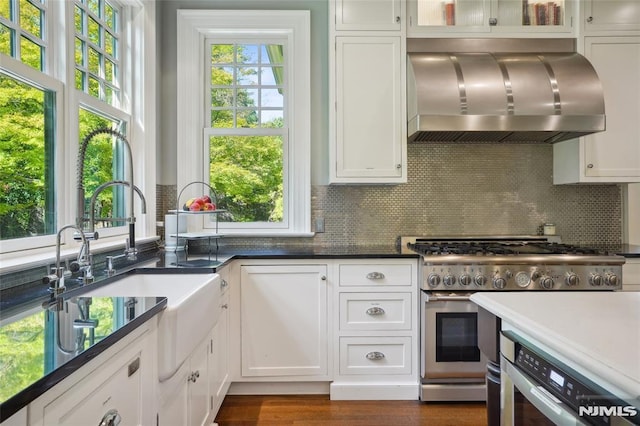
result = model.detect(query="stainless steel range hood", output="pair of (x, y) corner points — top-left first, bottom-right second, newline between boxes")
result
(407, 39), (605, 144)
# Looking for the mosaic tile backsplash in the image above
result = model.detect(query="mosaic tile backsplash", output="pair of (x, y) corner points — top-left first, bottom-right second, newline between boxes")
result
(158, 143), (622, 249)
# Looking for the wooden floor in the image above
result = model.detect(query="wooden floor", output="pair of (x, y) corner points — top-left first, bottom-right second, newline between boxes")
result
(215, 395), (487, 426)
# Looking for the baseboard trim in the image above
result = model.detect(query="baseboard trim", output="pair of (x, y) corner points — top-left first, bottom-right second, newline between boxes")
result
(227, 381), (330, 395)
(330, 382), (419, 400)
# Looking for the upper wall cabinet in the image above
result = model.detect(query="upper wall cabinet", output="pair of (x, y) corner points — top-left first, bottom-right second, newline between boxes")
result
(407, 0), (575, 36)
(553, 36), (640, 184)
(335, 0), (402, 30)
(330, 0), (407, 184)
(582, 0), (640, 33)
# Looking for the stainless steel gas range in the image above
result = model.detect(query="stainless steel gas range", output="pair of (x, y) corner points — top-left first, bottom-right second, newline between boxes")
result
(400, 236), (626, 403)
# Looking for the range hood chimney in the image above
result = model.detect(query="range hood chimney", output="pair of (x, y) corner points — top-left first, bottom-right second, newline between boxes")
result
(407, 39), (605, 144)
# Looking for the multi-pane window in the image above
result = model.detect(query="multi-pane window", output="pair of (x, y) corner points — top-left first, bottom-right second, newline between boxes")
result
(0, 0), (47, 71)
(207, 41), (287, 225)
(74, 0), (121, 106)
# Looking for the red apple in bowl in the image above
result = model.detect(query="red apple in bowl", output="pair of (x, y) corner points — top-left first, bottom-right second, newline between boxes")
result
(203, 202), (216, 211)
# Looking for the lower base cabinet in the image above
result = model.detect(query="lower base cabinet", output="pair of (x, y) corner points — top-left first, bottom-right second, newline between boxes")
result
(240, 264), (329, 379)
(29, 323), (156, 426)
(159, 336), (210, 426)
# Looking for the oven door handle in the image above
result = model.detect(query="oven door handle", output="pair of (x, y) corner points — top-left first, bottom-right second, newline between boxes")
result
(503, 359), (588, 425)
(425, 294), (473, 302)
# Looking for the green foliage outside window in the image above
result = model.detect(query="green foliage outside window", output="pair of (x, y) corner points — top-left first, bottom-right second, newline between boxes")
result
(209, 43), (285, 223)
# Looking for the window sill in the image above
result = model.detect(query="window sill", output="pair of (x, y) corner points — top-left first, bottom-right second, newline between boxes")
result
(0, 236), (160, 274)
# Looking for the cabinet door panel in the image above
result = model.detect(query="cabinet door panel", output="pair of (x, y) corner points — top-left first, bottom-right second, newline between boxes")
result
(584, 37), (640, 178)
(335, 37), (404, 180)
(336, 0), (401, 30)
(584, 0), (640, 31)
(188, 338), (210, 426)
(241, 265), (328, 377)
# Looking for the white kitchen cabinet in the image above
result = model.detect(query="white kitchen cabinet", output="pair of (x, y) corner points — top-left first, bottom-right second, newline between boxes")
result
(623, 258), (640, 291)
(553, 36), (640, 184)
(331, 36), (406, 183)
(29, 322), (156, 426)
(335, 0), (402, 31)
(240, 264), (329, 378)
(407, 0), (575, 36)
(582, 0), (640, 33)
(209, 268), (231, 416)
(330, 0), (407, 184)
(331, 259), (419, 400)
(0, 408), (26, 426)
(159, 334), (210, 426)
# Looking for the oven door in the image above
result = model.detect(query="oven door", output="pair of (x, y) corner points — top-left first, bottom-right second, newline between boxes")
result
(501, 356), (587, 425)
(422, 292), (488, 381)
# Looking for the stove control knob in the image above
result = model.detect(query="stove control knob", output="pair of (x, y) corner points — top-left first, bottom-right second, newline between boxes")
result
(493, 277), (507, 289)
(540, 276), (555, 289)
(530, 270), (541, 281)
(474, 274), (487, 287)
(443, 274), (456, 287)
(589, 273), (603, 287)
(427, 273), (441, 288)
(459, 274), (472, 286)
(605, 273), (619, 287)
(565, 272), (580, 287)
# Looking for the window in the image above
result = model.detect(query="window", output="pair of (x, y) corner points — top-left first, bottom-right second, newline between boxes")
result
(0, 0), (47, 71)
(0, 0), (153, 255)
(0, 72), (57, 241)
(207, 41), (286, 225)
(177, 10), (311, 235)
(74, 0), (121, 106)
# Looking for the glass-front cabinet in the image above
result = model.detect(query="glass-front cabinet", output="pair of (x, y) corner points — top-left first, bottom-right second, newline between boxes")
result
(407, 0), (574, 35)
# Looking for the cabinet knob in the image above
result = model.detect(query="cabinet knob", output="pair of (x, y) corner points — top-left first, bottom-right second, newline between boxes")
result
(489, 17), (498, 26)
(321, 275), (327, 281)
(99, 409), (121, 426)
(221, 279), (228, 288)
(396, 164), (402, 169)
(365, 351), (386, 361)
(366, 306), (385, 316)
(221, 303), (228, 309)
(587, 163), (594, 168)
(587, 16), (593, 23)
(188, 370), (200, 383)
(366, 272), (385, 280)
(395, 16), (400, 23)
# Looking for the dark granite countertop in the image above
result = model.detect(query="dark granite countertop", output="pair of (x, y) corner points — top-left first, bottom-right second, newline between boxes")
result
(0, 279), (167, 421)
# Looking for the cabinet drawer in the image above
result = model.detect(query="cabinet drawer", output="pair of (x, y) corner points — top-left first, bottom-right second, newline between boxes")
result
(43, 353), (143, 426)
(339, 292), (411, 331)
(338, 263), (413, 287)
(339, 336), (411, 375)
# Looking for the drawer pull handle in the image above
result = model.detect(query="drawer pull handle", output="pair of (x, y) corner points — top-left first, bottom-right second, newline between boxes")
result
(366, 272), (385, 280)
(366, 351), (385, 361)
(366, 307), (385, 316)
(99, 409), (121, 426)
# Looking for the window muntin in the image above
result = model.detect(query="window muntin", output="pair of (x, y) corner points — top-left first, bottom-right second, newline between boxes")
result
(74, 0), (120, 106)
(207, 41), (287, 226)
(0, 0), (47, 71)
(0, 72), (56, 241)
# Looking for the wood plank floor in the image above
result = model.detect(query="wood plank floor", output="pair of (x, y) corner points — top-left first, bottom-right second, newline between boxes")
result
(215, 395), (488, 426)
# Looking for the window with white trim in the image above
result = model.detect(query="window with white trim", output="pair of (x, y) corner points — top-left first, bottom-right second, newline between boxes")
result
(0, 0), (148, 253)
(177, 10), (311, 235)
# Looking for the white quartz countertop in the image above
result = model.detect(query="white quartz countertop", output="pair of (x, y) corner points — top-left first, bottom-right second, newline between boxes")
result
(470, 292), (640, 401)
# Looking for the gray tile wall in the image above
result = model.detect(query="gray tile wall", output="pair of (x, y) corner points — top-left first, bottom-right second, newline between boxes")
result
(159, 143), (622, 249)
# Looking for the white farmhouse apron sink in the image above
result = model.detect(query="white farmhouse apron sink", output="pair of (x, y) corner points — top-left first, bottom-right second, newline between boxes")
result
(84, 273), (220, 381)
